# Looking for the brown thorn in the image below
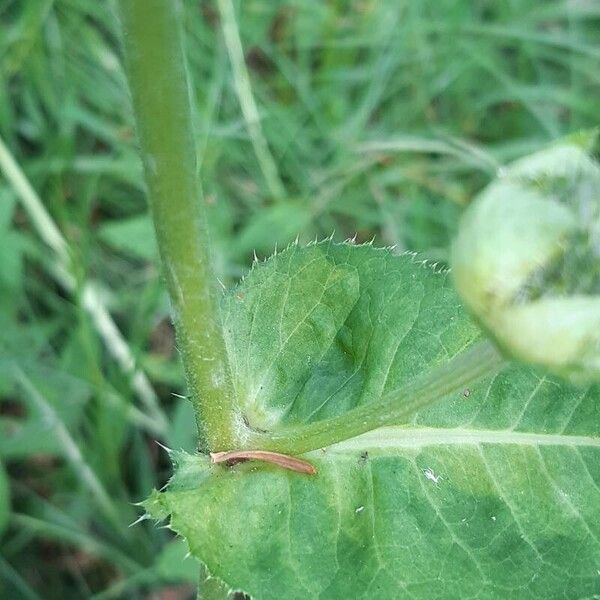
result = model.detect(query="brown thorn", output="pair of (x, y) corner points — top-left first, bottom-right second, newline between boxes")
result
(210, 450), (317, 475)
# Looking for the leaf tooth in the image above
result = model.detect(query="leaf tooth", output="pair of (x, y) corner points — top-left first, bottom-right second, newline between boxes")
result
(128, 513), (150, 528)
(155, 440), (173, 454)
(198, 559), (237, 598)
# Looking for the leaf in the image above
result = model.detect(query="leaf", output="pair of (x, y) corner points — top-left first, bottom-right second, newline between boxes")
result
(97, 215), (157, 260)
(222, 243), (478, 430)
(148, 243), (600, 599)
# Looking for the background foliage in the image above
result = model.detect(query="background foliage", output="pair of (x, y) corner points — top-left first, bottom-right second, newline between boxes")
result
(1, 0), (599, 598)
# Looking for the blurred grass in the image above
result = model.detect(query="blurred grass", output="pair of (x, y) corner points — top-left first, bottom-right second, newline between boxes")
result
(0, 0), (599, 598)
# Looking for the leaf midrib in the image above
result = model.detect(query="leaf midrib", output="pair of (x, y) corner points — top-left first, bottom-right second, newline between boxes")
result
(313, 426), (600, 455)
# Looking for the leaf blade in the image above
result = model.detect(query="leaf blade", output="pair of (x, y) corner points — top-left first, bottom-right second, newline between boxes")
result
(149, 244), (600, 599)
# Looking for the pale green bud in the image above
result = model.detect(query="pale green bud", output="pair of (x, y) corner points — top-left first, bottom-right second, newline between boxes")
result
(451, 138), (600, 383)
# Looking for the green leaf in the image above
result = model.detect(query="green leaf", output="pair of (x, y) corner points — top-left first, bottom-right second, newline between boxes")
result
(148, 243), (600, 599)
(97, 215), (157, 260)
(222, 243), (479, 431)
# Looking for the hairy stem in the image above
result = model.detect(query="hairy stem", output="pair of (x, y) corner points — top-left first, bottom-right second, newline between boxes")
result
(246, 340), (505, 455)
(118, 0), (237, 450)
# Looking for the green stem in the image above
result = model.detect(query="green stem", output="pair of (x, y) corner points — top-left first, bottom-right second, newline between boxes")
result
(247, 340), (505, 455)
(118, 0), (237, 450)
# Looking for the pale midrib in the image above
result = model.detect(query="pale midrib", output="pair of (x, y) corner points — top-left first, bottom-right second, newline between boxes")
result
(313, 426), (600, 455)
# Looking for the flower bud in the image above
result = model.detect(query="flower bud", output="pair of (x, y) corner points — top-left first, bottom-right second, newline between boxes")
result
(451, 138), (600, 383)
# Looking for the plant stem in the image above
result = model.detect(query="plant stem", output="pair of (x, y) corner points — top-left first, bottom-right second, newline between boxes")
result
(246, 340), (505, 455)
(118, 0), (237, 450)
